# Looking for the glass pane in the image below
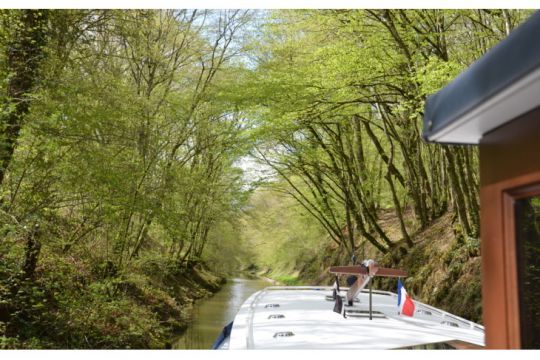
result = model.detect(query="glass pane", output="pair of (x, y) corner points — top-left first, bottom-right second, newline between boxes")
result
(395, 341), (456, 350)
(514, 196), (540, 349)
(394, 340), (484, 350)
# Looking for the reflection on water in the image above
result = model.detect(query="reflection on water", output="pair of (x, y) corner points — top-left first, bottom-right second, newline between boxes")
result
(174, 277), (270, 349)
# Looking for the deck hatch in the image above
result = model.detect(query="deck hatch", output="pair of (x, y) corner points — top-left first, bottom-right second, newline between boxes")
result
(326, 295), (359, 302)
(441, 320), (460, 327)
(345, 309), (386, 318)
(273, 331), (294, 338)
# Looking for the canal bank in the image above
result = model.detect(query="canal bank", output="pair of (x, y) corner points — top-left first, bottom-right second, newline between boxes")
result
(174, 277), (271, 349)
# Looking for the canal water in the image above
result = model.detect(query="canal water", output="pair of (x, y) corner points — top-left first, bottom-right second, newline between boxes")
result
(174, 277), (270, 349)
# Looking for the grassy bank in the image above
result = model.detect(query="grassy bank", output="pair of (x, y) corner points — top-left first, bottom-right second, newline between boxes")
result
(0, 247), (225, 349)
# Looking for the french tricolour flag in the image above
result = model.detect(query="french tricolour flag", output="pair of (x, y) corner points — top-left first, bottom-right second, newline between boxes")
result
(397, 279), (415, 317)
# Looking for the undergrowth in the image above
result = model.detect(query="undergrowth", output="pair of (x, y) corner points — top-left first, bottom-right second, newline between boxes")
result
(0, 243), (224, 349)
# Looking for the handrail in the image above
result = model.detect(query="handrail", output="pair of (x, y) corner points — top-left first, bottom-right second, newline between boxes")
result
(245, 288), (267, 349)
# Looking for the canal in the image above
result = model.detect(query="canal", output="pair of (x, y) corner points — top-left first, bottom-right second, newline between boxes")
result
(174, 277), (271, 349)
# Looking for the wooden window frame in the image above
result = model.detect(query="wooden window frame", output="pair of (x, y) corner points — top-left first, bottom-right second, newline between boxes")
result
(481, 170), (540, 348)
(504, 181), (540, 349)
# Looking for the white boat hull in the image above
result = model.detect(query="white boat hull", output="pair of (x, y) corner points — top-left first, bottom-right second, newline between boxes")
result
(226, 286), (484, 349)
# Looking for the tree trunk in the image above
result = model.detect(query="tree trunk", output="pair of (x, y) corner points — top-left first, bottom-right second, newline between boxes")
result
(0, 10), (48, 186)
(22, 224), (42, 280)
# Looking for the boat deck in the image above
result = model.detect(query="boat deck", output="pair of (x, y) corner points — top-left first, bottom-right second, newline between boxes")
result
(226, 286), (484, 349)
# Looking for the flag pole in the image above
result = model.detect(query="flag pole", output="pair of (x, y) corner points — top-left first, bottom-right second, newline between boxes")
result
(369, 276), (372, 320)
(397, 277), (401, 315)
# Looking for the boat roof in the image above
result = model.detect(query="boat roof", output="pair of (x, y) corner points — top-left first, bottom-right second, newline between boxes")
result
(227, 286), (484, 350)
(423, 11), (540, 145)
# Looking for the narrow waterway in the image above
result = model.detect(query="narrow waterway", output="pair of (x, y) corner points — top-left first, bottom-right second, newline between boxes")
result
(174, 277), (270, 349)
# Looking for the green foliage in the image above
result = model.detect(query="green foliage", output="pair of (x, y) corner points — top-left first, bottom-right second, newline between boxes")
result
(0, 9), (251, 349)
(241, 187), (327, 275)
(416, 57), (464, 97)
(0, 9), (536, 348)
(241, 9), (532, 267)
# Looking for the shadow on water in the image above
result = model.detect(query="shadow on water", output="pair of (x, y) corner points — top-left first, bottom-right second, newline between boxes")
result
(174, 277), (270, 349)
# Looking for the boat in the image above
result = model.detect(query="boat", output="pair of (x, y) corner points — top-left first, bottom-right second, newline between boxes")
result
(212, 260), (485, 349)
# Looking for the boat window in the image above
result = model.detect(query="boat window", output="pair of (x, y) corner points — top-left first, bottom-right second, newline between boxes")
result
(514, 195), (540, 348)
(264, 304), (280, 308)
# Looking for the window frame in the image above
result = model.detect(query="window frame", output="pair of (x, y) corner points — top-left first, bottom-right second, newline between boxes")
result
(503, 183), (540, 348)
